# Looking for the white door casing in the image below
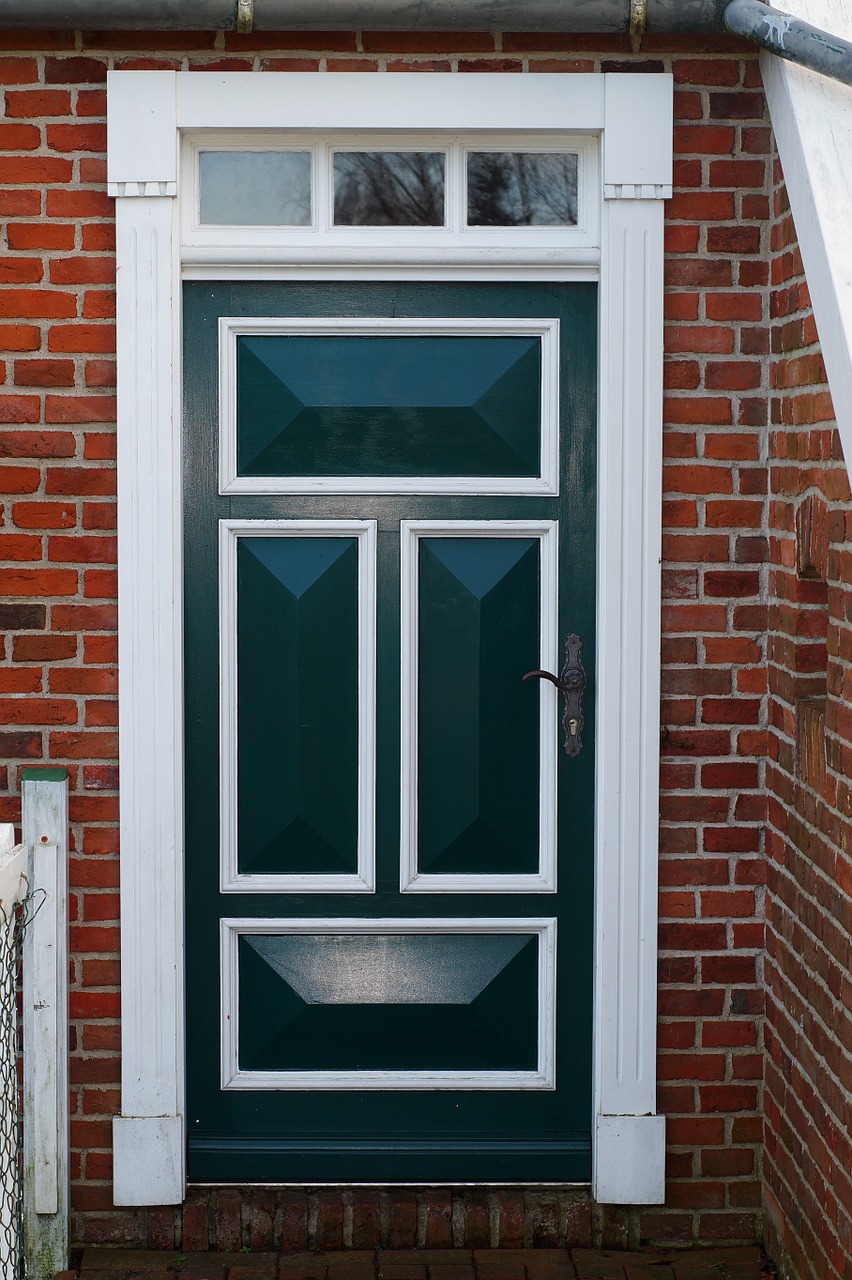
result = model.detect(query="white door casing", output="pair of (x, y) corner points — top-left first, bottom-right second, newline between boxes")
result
(107, 69), (671, 1206)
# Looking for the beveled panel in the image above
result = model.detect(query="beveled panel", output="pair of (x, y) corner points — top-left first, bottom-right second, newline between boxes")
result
(236, 535), (359, 877)
(235, 331), (542, 479)
(237, 929), (539, 1073)
(418, 536), (541, 876)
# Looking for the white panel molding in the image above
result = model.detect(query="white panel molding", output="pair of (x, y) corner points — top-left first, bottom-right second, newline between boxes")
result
(112, 185), (185, 1204)
(108, 69), (671, 1207)
(760, 0), (852, 476)
(399, 520), (558, 895)
(221, 916), (556, 1091)
(22, 774), (69, 1279)
(218, 519), (377, 894)
(218, 316), (559, 495)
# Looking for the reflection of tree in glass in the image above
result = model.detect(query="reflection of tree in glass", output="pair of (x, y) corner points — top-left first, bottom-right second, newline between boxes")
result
(334, 152), (445, 226)
(468, 153), (578, 227)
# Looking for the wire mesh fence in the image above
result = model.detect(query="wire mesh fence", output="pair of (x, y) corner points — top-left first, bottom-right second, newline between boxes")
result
(0, 866), (42, 1280)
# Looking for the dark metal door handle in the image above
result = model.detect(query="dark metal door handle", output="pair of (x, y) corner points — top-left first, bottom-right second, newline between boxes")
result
(522, 633), (586, 757)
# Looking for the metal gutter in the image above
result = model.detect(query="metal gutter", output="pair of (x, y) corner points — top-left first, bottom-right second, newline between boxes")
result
(0, 0), (851, 93)
(0, 0), (730, 34)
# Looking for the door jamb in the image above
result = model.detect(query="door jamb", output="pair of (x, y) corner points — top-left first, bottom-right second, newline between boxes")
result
(106, 69), (672, 1207)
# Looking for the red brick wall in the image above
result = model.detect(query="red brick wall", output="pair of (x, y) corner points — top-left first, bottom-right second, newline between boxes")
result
(0, 26), (814, 1259)
(761, 165), (852, 1280)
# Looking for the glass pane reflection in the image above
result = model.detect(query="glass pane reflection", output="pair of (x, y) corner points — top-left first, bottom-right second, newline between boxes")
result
(199, 151), (311, 226)
(334, 151), (445, 226)
(467, 152), (578, 227)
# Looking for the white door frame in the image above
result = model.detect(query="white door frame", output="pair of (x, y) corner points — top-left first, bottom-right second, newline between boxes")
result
(106, 69), (672, 1207)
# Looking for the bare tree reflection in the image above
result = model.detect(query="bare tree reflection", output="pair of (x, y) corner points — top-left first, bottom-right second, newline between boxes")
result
(334, 152), (445, 226)
(467, 152), (578, 227)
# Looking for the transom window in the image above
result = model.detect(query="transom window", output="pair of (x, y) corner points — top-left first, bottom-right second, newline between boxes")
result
(181, 131), (599, 262)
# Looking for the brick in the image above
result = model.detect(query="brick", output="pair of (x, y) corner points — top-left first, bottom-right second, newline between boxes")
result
(4, 88), (71, 116)
(13, 501), (75, 529)
(48, 324), (116, 353)
(0, 255), (43, 283)
(45, 395), (117, 423)
(0, 288), (76, 319)
(46, 122), (108, 151)
(0, 57), (38, 83)
(14, 359), (76, 387)
(0, 396), (39, 422)
(46, 467), (116, 496)
(3, 568), (77, 596)
(0, 155), (72, 184)
(0, 730), (41, 758)
(0, 323), (40, 350)
(44, 55), (107, 82)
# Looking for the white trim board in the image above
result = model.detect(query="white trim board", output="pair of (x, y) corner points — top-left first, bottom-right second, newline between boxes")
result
(182, 131), (600, 258)
(399, 520), (559, 895)
(218, 316), (559, 495)
(218, 519), (377, 895)
(761, 0), (852, 476)
(220, 916), (556, 1091)
(108, 69), (671, 1208)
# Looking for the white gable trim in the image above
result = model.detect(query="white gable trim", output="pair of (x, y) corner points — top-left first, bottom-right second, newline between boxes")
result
(762, 0), (852, 471)
(107, 69), (671, 1207)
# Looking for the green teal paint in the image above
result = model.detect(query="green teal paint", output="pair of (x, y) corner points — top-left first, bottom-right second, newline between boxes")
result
(183, 280), (597, 1183)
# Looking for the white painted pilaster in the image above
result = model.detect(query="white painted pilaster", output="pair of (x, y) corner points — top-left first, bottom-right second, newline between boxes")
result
(592, 73), (671, 1207)
(22, 770), (69, 1278)
(113, 181), (185, 1205)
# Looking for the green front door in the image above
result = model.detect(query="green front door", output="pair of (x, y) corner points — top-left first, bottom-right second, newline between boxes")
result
(183, 280), (597, 1181)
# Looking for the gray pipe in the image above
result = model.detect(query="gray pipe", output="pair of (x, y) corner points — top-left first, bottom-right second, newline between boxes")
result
(725, 0), (852, 88)
(0, 0), (731, 32)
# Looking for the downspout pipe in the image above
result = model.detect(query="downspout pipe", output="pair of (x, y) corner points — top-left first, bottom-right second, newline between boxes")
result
(724, 0), (852, 89)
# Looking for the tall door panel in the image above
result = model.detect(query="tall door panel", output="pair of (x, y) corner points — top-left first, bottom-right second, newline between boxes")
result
(183, 280), (597, 1181)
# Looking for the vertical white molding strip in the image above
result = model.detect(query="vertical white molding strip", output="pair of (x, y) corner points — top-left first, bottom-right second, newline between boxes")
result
(22, 769), (69, 1279)
(112, 188), (184, 1204)
(108, 70), (184, 1205)
(593, 74), (671, 1206)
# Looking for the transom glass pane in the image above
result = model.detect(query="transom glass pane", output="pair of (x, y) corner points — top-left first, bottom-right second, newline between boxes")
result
(199, 151), (311, 226)
(467, 152), (578, 227)
(333, 151), (445, 226)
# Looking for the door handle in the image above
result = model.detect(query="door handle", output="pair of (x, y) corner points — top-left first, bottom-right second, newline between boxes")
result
(522, 633), (586, 758)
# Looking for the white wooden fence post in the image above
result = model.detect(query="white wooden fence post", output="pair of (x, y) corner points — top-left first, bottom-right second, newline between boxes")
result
(22, 768), (69, 1280)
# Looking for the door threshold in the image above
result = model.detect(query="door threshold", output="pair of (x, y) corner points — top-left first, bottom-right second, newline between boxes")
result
(187, 1181), (592, 1189)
